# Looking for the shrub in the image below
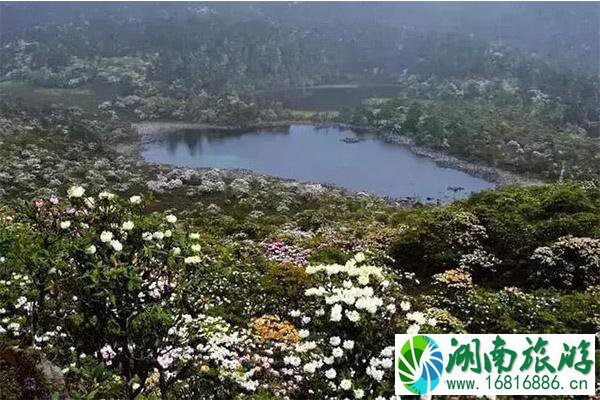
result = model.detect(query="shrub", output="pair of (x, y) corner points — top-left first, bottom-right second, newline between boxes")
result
(0, 188), (286, 398)
(530, 236), (600, 290)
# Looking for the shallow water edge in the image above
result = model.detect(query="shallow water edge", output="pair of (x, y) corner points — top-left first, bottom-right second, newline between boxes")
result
(134, 121), (539, 189)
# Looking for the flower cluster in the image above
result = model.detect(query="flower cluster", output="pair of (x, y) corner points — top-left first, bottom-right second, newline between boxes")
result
(531, 236), (600, 289)
(279, 253), (408, 399)
(0, 188), (276, 396)
(262, 239), (310, 266)
(447, 211), (488, 250)
(459, 248), (500, 273)
(4, 180), (590, 399)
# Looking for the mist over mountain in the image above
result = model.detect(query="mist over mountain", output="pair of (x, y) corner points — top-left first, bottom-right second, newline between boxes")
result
(1, 2), (598, 68)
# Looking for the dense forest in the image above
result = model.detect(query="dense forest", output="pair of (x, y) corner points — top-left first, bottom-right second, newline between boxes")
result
(0, 3), (599, 399)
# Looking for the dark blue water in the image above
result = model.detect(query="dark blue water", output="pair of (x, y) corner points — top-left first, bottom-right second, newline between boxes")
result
(142, 124), (495, 201)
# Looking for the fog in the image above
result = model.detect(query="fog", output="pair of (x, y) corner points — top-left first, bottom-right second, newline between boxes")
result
(1, 2), (598, 66)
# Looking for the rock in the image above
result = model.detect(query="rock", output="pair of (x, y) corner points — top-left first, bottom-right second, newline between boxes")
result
(36, 357), (65, 393)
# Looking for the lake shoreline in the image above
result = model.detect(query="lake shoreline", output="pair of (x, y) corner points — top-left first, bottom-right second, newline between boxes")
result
(251, 83), (405, 94)
(135, 120), (321, 144)
(377, 133), (540, 187)
(133, 120), (539, 188)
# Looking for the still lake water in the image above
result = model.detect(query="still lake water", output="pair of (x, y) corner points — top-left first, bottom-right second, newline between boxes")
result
(142, 125), (494, 201)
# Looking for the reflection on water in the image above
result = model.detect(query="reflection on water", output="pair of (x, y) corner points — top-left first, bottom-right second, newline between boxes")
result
(142, 124), (495, 201)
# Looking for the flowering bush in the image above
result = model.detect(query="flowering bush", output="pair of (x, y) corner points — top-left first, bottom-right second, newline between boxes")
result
(1, 189), (445, 398)
(280, 253), (426, 399)
(0, 187), (432, 398)
(388, 209), (490, 278)
(530, 236), (600, 290)
(261, 239), (310, 266)
(0, 181), (598, 398)
(0, 187), (295, 398)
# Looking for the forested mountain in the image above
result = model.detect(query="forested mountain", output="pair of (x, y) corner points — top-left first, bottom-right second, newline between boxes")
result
(2, 3), (598, 87)
(2, 2), (598, 65)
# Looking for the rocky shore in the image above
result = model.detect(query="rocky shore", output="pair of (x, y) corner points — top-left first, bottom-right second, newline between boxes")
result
(379, 133), (541, 187)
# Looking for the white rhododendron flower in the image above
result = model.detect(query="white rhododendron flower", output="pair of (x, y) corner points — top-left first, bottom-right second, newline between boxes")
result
(284, 355), (301, 366)
(15, 296), (28, 309)
(345, 310), (360, 322)
(289, 255), (407, 397)
(298, 329), (310, 338)
(354, 252), (366, 263)
(303, 362), (317, 373)
(129, 195), (142, 204)
(110, 240), (123, 251)
(332, 347), (344, 358)
(121, 221), (134, 231)
(325, 368), (337, 379)
(184, 256), (202, 264)
(165, 214), (177, 223)
(99, 191), (115, 200)
(60, 220), (71, 229)
(189, 233), (200, 240)
(67, 185), (85, 198)
(100, 231), (113, 243)
(340, 379), (352, 390)
(86, 245), (96, 254)
(330, 304), (342, 321)
(406, 311), (426, 325)
(191, 244), (202, 252)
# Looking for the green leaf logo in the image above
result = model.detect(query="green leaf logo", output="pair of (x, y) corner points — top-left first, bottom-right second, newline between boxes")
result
(397, 335), (444, 394)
